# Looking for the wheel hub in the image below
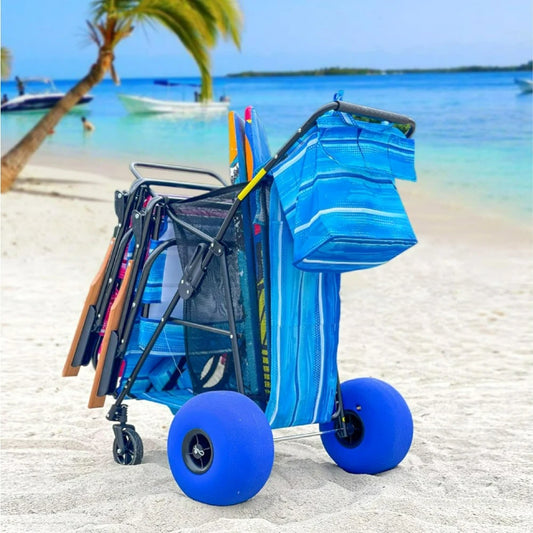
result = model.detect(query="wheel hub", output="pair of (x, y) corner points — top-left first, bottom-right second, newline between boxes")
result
(337, 410), (364, 448)
(182, 429), (214, 474)
(192, 443), (205, 459)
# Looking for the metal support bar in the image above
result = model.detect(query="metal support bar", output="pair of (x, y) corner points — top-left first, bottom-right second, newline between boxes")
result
(130, 161), (227, 186)
(94, 227), (133, 326)
(273, 428), (338, 443)
(333, 374), (349, 439)
(219, 252), (245, 394)
(114, 190), (127, 225)
(167, 317), (232, 337)
(178, 243), (209, 300)
(167, 210), (215, 244)
(116, 196), (164, 337)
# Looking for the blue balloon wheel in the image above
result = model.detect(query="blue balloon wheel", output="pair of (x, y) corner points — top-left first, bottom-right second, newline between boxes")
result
(167, 391), (274, 506)
(319, 378), (413, 474)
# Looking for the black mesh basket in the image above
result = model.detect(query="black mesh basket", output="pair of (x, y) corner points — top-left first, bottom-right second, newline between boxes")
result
(168, 183), (270, 408)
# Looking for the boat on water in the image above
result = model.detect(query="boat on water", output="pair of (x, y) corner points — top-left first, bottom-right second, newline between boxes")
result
(118, 93), (230, 115)
(1, 78), (93, 112)
(514, 78), (533, 93)
(118, 79), (230, 115)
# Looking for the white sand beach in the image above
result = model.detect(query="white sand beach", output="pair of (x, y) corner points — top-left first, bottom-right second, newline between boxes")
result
(1, 159), (532, 532)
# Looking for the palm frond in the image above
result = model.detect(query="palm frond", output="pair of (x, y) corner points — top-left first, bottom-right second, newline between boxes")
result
(88, 0), (243, 99)
(186, 0), (243, 47)
(86, 20), (102, 47)
(91, 0), (138, 20)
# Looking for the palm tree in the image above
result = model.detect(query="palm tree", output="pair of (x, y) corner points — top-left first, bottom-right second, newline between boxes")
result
(1, 0), (242, 192)
(1, 47), (13, 80)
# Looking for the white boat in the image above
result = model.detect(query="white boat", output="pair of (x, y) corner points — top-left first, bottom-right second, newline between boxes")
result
(117, 79), (230, 116)
(514, 78), (533, 93)
(118, 93), (230, 115)
(1, 77), (93, 112)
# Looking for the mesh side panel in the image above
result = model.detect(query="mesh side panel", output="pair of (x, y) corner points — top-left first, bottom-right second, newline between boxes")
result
(168, 185), (267, 407)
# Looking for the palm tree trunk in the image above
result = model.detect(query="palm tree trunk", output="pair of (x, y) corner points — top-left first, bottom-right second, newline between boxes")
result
(1, 51), (110, 193)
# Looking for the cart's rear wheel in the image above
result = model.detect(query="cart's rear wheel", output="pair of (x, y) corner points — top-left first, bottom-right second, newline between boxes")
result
(167, 391), (274, 506)
(113, 427), (144, 465)
(320, 377), (413, 474)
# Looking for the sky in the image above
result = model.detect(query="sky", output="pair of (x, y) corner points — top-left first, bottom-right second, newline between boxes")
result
(1, 1), (532, 80)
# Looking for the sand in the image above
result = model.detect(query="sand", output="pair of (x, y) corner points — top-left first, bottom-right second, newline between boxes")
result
(1, 160), (532, 532)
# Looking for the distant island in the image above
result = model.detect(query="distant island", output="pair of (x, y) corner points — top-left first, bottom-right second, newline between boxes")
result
(227, 61), (532, 78)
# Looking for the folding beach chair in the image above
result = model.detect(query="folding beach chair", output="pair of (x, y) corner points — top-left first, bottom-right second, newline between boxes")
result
(62, 166), (227, 379)
(63, 98), (417, 506)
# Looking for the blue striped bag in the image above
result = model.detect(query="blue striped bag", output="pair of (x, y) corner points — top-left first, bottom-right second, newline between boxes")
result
(272, 111), (417, 272)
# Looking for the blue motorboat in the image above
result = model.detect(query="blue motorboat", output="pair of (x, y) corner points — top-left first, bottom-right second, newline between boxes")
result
(1, 77), (93, 112)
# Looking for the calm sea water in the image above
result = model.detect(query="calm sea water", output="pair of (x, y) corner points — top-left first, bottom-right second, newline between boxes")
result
(2, 72), (532, 221)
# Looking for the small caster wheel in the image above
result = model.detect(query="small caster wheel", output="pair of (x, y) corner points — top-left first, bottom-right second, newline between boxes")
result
(113, 427), (144, 465)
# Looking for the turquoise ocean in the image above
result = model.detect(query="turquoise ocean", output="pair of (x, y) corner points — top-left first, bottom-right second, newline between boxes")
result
(2, 71), (532, 222)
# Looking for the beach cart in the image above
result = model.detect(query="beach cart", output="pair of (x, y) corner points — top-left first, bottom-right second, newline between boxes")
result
(63, 98), (417, 506)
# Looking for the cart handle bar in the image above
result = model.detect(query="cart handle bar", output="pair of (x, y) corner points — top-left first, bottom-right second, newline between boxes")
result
(237, 100), (415, 202)
(130, 161), (228, 187)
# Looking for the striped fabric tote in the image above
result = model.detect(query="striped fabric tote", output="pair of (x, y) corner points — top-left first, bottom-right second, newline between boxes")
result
(272, 110), (417, 272)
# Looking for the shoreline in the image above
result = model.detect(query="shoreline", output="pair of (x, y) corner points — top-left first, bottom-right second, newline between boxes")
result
(25, 151), (533, 241)
(20, 147), (232, 186)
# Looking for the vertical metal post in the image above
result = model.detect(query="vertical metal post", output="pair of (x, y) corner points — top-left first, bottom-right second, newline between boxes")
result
(334, 374), (348, 438)
(219, 251), (245, 394)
